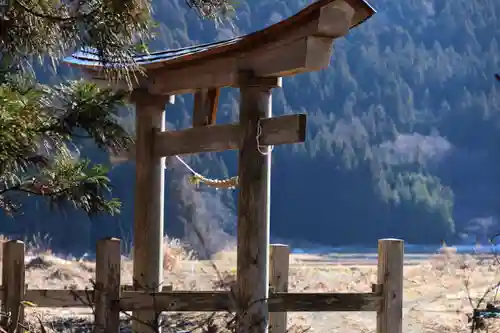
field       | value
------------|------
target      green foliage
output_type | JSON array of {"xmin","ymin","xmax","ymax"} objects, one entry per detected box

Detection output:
[
  {"xmin": 0, "ymin": 75, "xmax": 127, "ymax": 216},
  {"xmin": 0, "ymin": 0, "xmax": 231, "ymax": 218}
]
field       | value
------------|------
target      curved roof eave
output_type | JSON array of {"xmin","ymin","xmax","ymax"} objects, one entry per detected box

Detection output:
[{"xmin": 64, "ymin": 0, "xmax": 375, "ymax": 71}]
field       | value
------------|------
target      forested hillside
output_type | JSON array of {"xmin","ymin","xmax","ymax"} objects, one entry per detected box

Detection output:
[{"xmin": 1, "ymin": 0, "xmax": 498, "ymax": 255}]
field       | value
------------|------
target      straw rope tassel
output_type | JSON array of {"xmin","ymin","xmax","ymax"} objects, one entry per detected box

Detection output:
[
  {"xmin": 172, "ymin": 155, "xmax": 239, "ymax": 190},
  {"xmin": 188, "ymin": 174, "xmax": 239, "ymax": 189}
]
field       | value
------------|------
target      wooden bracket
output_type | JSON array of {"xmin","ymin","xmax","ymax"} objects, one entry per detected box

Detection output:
[
  {"xmin": 238, "ymin": 71, "xmax": 282, "ymax": 88},
  {"xmin": 192, "ymin": 88, "xmax": 220, "ymax": 127}
]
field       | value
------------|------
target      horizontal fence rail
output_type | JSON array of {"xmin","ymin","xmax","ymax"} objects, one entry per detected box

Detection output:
[
  {"xmin": 0, "ymin": 238, "xmax": 404, "ymax": 333},
  {"xmin": 0, "ymin": 289, "xmax": 382, "ymax": 312}
]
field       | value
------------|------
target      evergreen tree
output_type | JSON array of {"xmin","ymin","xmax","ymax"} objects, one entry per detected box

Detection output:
[{"xmin": 0, "ymin": 0, "xmax": 230, "ymax": 216}]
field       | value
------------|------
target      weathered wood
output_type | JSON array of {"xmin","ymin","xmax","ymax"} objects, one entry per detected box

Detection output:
[
  {"xmin": 24, "ymin": 289, "xmax": 96, "ymax": 308},
  {"xmin": 147, "ymin": 36, "xmax": 334, "ymax": 95},
  {"xmin": 242, "ymin": 36, "xmax": 334, "ymax": 78},
  {"xmin": 130, "ymin": 89, "xmax": 173, "ymax": 333},
  {"xmin": 21, "ymin": 286, "xmax": 173, "ymax": 308},
  {"xmin": 317, "ymin": 1, "xmax": 356, "ymax": 37},
  {"xmin": 376, "ymin": 239, "xmax": 404, "ymax": 333},
  {"xmin": 192, "ymin": 88, "xmax": 220, "ymax": 127},
  {"xmin": 81, "ymin": 71, "xmax": 143, "ymax": 92},
  {"xmin": 94, "ymin": 238, "xmax": 121, "ymax": 333},
  {"xmin": 122, "ymin": 285, "xmax": 173, "ymax": 292},
  {"xmin": 67, "ymin": 0, "xmax": 374, "ymax": 96},
  {"xmin": 154, "ymin": 0, "xmax": 361, "ymax": 71},
  {"xmin": 154, "ymin": 114, "xmax": 306, "ymax": 157},
  {"xmin": 119, "ymin": 291, "xmax": 381, "ymax": 312},
  {"xmin": 269, "ymin": 245, "xmax": 290, "ymax": 333},
  {"xmin": 16, "ymin": 289, "xmax": 380, "ymax": 311},
  {"xmin": 141, "ymin": 0, "xmax": 362, "ymax": 95},
  {"xmin": 268, "ymin": 292, "xmax": 380, "ymax": 312},
  {"xmin": 1, "ymin": 240, "xmax": 25, "ymax": 333},
  {"xmin": 237, "ymin": 76, "xmax": 282, "ymax": 88},
  {"xmin": 112, "ymin": 112, "xmax": 305, "ymax": 160},
  {"xmin": 236, "ymin": 74, "xmax": 273, "ymax": 333},
  {"xmin": 258, "ymin": 114, "xmax": 307, "ymax": 146}
]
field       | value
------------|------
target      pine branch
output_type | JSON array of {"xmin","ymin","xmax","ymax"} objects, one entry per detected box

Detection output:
[
  {"xmin": 0, "ymin": 156, "xmax": 121, "ymax": 216},
  {"xmin": 0, "ymin": 0, "xmax": 233, "ymax": 219},
  {"xmin": 12, "ymin": 0, "xmax": 97, "ymax": 22},
  {"xmin": 0, "ymin": 77, "xmax": 127, "ymax": 217}
]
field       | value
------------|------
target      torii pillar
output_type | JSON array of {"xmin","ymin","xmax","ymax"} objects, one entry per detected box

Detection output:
[
  {"xmin": 130, "ymin": 89, "xmax": 174, "ymax": 332},
  {"xmin": 236, "ymin": 73, "xmax": 280, "ymax": 332}
]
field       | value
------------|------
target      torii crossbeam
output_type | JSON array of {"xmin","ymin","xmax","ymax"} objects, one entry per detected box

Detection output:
[{"xmin": 64, "ymin": 0, "xmax": 374, "ymax": 332}]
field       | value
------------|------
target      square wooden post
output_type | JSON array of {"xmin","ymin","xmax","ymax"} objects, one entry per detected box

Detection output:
[
  {"xmin": 376, "ymin": 238, "xmax": 404, "ymax": 333},
  {"xmin": 131, "ymin": 89, "xmax": 174, "ymax": 333},
  {"xmin": 236, "ymin": 73, "xmax": 281, "ymax": 333},
  {"xmin": 269, "ymin": 244, "xmax": 290, "ymax": 333},
  {"xmin": 1, "ymin": 240, "xmax": 25, "ymax": 333},
  {"xmin": 94, "ymin": 238, "xmax": 121, "ymax": 333}
]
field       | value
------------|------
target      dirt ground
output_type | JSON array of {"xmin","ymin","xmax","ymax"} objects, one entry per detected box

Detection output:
[{"xmin": 6, "ymin": 242, "xmax": 500, "ymax": 333}]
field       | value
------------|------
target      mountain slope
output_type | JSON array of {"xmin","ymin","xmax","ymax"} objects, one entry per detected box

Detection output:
[{"xmin": 1, "ymin": 0, "xmax": 499, "ymax": 254}]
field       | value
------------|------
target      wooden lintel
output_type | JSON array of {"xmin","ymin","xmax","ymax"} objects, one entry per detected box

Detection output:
[
  {"xmin": 154, "ymin": 114, "xmax": 307, "ymax": 157},
  {"xmin": 18, "ymin": 289, "xmax": 381, "ymax": 312},
  {"xmin": 248, "ymin": 36, "xmax": 334, "ymax": 77},
  {"xmin": 192, "ymin": 88, "xmax": 219, "ymax": 127},
  {"xmin": 147, "ymin": 36, "xmax": 335, "ymax": 95}
]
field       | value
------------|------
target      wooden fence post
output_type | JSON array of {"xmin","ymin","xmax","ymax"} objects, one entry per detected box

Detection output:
[
  {"xmin": 94, "ymin": 238, "xmax": 121, "ymax": 333},
  {"xmin": 376, "ymin": 238, "xmax": 404, "ymax": 333},
  {"xmin": 269, "ymin": 244, "xmax": 290, "ymax": 333},
  {"xmin": 1, "ymin": 240, "xmax": 25, "ymax": 333}
]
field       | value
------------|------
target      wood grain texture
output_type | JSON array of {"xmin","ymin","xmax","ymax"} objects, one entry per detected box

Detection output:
[
  {"xmin": 269, "ymin": 245, "xmax": 290, "ymax": 333},
  {"xmin": 193, "ymin": 88, "xmax": 220, "ymax": 127},
  {"xmin": 130, "ymin": 89, "xmax": 172, "ymax": 333},
  {"xmin": 75, "ymin": 0, "xmax": 371, "ymax": 71},
  {"xmin": 142, "ymin": 1, "xmax": 357, "ymax": 94},
  {"xmin": 12, "ymin": 289, "xmax": 381, "ymax": 312},
  {"xmin": 1, "ymin": 241, "xmax": 25, "ymax": 333},
  {"xmin": 241, "ymin": 36, "xmax": 334, "ymax": 78},
  {"xmin": 376, "ymin": 239, "xmax": 404, "ymax": 333},
  {"xmin": 19, "ymin": 286, "xmax": 173, "ymax": 308},
  {"xmin": 154, "ymin": 114, "xmax": 307, "ymax": 157},
  {"xmin": 94, "ymin": 238, "xmax": 121, "ymax": 333},
  {"xmin": 148, "ymin": 0, "xmax": 368, "ymax": 69},
  {"xmin": 259, "ymin": 113, "xmax": 307, "ymax": 146},
  {"xmin": 147, "ymin": 36, "xmax": 334, "ymax": 95},
  {"xmin": 236, "ymin": 78, "xmax": 273, "ymax": 333},
  {"xmin": 317, "ymin": 1, "xmax": 356, "ymax": 37},
  {"xmin": 118, "ymin": 291, "xmax": 382, "ymax": 312},
  {"xmin": 72, "ymin": 0, "xmax": 374, "ymax": 93}
]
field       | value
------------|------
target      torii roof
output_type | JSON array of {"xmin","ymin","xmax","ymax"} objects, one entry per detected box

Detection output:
[{"xmin": 64, "ymin": 0, "xmax": 375, "ymax": 94}]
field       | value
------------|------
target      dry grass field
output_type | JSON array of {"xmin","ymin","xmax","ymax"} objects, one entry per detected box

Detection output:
[{"xmin": 2, "ymin": 236, "xmax": 500, "ymax": 333}]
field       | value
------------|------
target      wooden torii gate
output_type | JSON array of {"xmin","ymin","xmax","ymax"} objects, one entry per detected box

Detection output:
[{"xmin": 64, "ymin": 0, "xmax": 374, "ymax": 331}]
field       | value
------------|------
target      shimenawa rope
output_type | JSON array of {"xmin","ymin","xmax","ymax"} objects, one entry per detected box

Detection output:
[{"xmin": 169, "ymin": 121, "xmax": 271, "ymax": 190}]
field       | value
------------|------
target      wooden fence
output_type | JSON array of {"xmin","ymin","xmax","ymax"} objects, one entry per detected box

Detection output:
[{"xmin": 0, "ymin": 238, "xmax": 403, "ymax": 333}]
